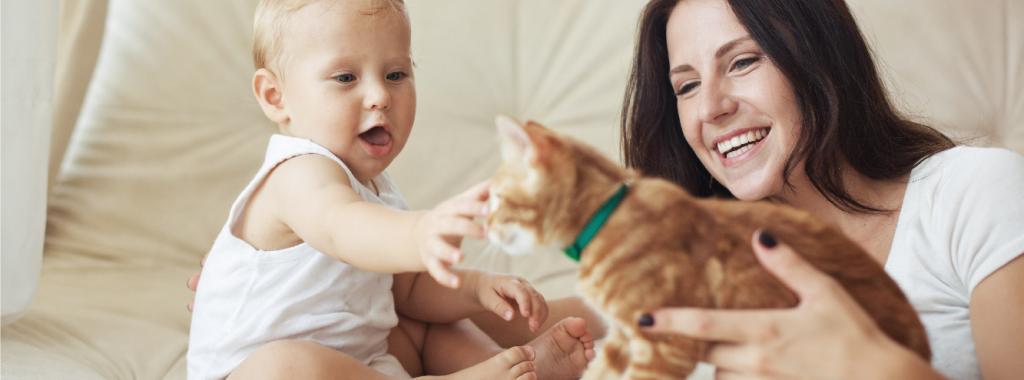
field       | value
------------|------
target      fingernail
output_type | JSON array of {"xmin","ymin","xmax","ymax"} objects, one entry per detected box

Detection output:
[
  {"xmin": 758, "ymin": 230, "xmax": 778, "ymax": 249},
  {"xmin": 505, "ymin": 310, "xmax": 514, "ymax": 320},
  {"xmin": 637, "ymin": 313, "xmax": 654, "ymax": 327},
  {"xmin": 450, "ymin": 278, "xmax": 459, "ymax": 287}
]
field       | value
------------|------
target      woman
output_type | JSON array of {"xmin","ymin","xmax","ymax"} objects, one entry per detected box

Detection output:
[{"xmin": 622, "ymin": 0, "xmax": 1024, "ymax": 379}]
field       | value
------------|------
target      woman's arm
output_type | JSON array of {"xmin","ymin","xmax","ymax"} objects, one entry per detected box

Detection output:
[
  {"xmin": 639, "ymin": 230, "xmax": 945, "ymax": 380},
  {"xmin": 970, "ymin": 254, "xmax": 1024, "ymax": 380}
]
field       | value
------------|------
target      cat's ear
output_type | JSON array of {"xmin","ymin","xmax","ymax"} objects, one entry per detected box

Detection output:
[{"xmin": 496, "ymin": 115, "xmax": 536, "ymax": 163}]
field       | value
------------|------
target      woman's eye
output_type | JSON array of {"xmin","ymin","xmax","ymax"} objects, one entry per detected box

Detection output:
[
  {"xmin": 730, "ymin": 56, "xmax": 761, "ymax": 72},
  {"xmin": 334, "ymin": 73, "xmax": 356, "ymax": 83},
  {"xmin": 676, "ymin": 81, "xmax": 699, "ymax": 96},
  {"xmin": 386, "ymin": 71, "xmax": 407, "ymax": 81}
]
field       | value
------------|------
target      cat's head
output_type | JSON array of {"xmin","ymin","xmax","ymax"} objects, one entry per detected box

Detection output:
[{"xmin": 485, "ymin": 116, "xmax": 627, "ymax": 255}]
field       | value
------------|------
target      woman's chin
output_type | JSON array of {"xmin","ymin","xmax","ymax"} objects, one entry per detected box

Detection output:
[{"xmin": 721, "ymin": 177, "xmax": 781, "ymax": 201}]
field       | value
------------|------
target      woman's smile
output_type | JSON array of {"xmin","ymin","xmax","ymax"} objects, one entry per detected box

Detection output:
[{"xmin": 712, "ymin": 126, "xmax": 771, "ymax": 167}]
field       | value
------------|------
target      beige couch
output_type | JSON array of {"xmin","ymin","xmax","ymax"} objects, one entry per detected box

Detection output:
[{"xmin": 3, "ymin": 0, "xmax": 1022, "ymax": 379}]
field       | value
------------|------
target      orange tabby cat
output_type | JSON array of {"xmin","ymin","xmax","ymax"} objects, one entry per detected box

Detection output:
[{"xmin": 485, "ymin": 116, "xmax": 930, "ymax": 379}]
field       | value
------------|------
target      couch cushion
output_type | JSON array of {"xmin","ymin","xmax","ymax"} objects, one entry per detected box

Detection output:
[{"xmin": 849, "ymin": 0, "xmax": 1022, "ymax": 152}]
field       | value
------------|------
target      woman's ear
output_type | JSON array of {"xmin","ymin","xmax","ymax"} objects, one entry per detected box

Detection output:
[{"xmin": 253, "ymin": 68, "xmax": 289, "ymax": 124}]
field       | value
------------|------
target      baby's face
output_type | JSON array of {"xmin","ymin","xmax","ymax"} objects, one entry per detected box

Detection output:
[{"xmin": 277, "ymin": 1, "xmax": 415, "ymax": 183}]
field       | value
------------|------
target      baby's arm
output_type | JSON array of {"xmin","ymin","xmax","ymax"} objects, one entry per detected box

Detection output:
[
  {"xmin": 393, "ymin": 270, "xmax": 549, "ymax": 332},
  {"xmin": 268, "ymin": 155, "xmax": 486, "ymax": 284}
]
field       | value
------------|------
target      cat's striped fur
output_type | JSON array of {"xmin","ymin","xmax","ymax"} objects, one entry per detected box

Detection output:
[{"xmin": 486, "ymin": 117, "xmax": 929, "ymax": 379}]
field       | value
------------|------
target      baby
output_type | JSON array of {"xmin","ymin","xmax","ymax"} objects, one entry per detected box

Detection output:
[{"xmin": 186, "ymin": 1, "xmax": 594, "ymax": 379}]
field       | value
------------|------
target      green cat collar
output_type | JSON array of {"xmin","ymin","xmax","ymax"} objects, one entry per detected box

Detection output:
[{"xmin": 563, "ymin": 183, "xmax": 630, "ymax": 262}]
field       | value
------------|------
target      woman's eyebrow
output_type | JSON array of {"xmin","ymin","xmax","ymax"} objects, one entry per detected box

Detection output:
[{"xmin": 669, "ymin": 35, "xmax": 754, "ymax": 75}]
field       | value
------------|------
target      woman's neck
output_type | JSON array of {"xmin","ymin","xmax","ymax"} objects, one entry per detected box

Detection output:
[{"xmin": 770, "ymin": 164, "xmax": 909, "ymax": 264}]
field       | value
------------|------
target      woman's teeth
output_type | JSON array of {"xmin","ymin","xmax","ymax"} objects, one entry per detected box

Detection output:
[{"xmin": 717, "ymin": 128, "xmax": 769, "ymax": 158}]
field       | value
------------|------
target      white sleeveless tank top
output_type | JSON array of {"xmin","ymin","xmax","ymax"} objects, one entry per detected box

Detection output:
[{"xmin": 187, "ymin": 134, "xmax": 408, "ymax": 379}]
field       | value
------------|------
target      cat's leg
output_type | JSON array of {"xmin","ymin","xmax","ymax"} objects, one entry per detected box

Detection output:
[
  {"xmin": 621, "ymin": 334, "xmax": 700, "ymax": 380},
  {"xmin": 581, "ymin": 327, "xmax": 629, "ymax": 380}
]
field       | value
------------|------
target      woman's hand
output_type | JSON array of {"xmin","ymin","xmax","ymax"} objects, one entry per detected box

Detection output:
[
  {"xmin": 186, "ymin": 254, "xmax": 205, "ymax": 312},
  {"xmin": 638, "ymin": 230, "xmax": 942, "ymax": 380}
]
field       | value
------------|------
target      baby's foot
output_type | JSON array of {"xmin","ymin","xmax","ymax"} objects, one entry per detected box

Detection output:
[
  {"xmin": 430, "ymin": 346, "xmax": 536, "ymax": 380},
  {"xmin": 528, "ymin": 317, "xmax": 596, "ymax": 380}
]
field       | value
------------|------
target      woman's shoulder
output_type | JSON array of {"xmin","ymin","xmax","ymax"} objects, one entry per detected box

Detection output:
[
  {"xmin": 904, "ymin": 145, "xmax": 1024, "ymax": 234},
  {"xmin": 911, "ymin": 145, "xmax": 1024, "ymax": 187},
  {"xmin": 899, "ymin": 146, "xmax": 1024, "ymax": 295}
]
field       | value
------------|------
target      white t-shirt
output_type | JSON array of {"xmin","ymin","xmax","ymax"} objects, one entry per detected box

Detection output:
[{"xmin": 886, "ymin": 146, "xmax": 1024, "ymax": 380}]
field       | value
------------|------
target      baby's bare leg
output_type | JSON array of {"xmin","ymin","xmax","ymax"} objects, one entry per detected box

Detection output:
[
  {"xmin": 421, "ymin": 319, "xmax": 503, "ymax": 374},
  {"xmin": 389, "ymin": 315, "xmax": 429, "ymax": 376},
  {"xmin": 389, "ymin": 316, "xmax": 536, "ymax": 379},
  {"xmin": 471, "ymin": 296, "xmax": 607, "ymax": 346},
  {"xmin": 229, "ymin": 339, "xmax": 393, "ymax": 380},
  {"xmin": 389, "ymin": 316, "xmax": 518, "ymax": 376}
]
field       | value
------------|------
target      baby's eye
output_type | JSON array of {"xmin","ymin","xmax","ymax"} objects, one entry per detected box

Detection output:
[
  {"xmin": 730, "ymin": 56, "xmax": 761, "ymax": 73},
  {"xmin": 676, "ymin": 81, "xmax": 700, "ymax": 96},
  {"xmin": 386, "ymin": 71, "xmax": 407, "ymax": 81},
  {"xmin": 334, "ymin": 73, "xmax": 356, "ymax": 83}
]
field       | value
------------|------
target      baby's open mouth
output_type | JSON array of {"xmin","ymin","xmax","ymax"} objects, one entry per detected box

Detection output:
[{"xmin": 359, "ymin": 126, "xmax": 392, "ymax": 146}]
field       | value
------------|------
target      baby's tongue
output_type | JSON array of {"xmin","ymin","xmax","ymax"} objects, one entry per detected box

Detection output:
[{"xmin": 359, "ymin": 127, "xmax": 392, "ymax": 146}]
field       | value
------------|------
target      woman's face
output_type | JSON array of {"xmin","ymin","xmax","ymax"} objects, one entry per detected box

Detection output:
[{"xmin": 666, "ymin": 0, "xmax": 801, "ymax": 200}]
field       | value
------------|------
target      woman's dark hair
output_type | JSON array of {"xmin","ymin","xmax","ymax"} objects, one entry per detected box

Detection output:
[{"xmin": 621, "ymin": 0, "xmax": 955, "ymax": 213}]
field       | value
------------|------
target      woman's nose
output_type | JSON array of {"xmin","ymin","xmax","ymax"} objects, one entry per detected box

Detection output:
[{"xmin": 698, "ymin": 80, "xmax": 738, "ymax": 124}]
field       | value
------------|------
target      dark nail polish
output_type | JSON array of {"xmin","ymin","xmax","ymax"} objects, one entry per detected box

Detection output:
[
  {"xmin": 638, "ymin": 313, "xmax": 655, "ymax": 327},
  {"xmin": 758, "ymin": 230, "xmax": 778, "ymax": 248}
]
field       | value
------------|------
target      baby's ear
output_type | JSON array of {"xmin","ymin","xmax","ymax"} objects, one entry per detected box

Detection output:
[
  {"xmin": 496, "ymin": 115, "xmax": 536, "ymax": 164},
  {"xmin": 253, "ymin": 68, "xmax": 289, "ymax": 124}
]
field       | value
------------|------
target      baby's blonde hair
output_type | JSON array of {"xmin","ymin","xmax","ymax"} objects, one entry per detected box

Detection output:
[{"xmin": 252, "ymin": 0, "xmax": 407, "ymax": 71}]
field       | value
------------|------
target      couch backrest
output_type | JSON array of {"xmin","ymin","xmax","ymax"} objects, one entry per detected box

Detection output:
[{"xmin": 47, "ymin": 0, "xmax": 1022, "ymax": 266}]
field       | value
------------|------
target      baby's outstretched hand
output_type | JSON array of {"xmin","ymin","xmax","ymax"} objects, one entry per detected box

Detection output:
[
  {"xmin": 476, "ymin": 273, "xmax": 549, "ymax": 332},
  {"xmin": 414, "ymin": 180, "xmax": 490, "ymax": 289}
]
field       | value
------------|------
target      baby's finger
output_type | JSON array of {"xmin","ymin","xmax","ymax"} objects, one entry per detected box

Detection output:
[
  {"xmin": 425, "ymin": 257, "xmax": 460, "ymax": 288},
  {"xmin": 531, "ymin": 289, "xmax": 549, "ymax": 331},
  {"xmin": 459, "ymin": 180, "xmax": 491, "ymax": 201},
  {"xmin": 437, "ymin": 216, "xmax": 486, "ymax": 240},
  {"xmin": 507, "ymin": 280, "xmax": 533, "ymax": 319},
  {"xmin": 483, "ymin": 292, "xmax": 517, "ymax": 321},
  {"xmin": 430, "ymin": 238, "xmax": 463, "ymax": 264},
  {"xmin": 443, "ymin": 198, "xmax": 489, "ymax": 218}
]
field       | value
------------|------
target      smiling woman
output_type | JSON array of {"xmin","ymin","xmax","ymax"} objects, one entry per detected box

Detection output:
[{"xmin": 622, "ymin": 0, "xmax": 1024, "ymax": 379}]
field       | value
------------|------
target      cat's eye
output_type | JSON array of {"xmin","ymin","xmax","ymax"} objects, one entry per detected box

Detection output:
[{"xmin": 333, "ymin": 73, "xmax": 356, "ymax": 83}]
